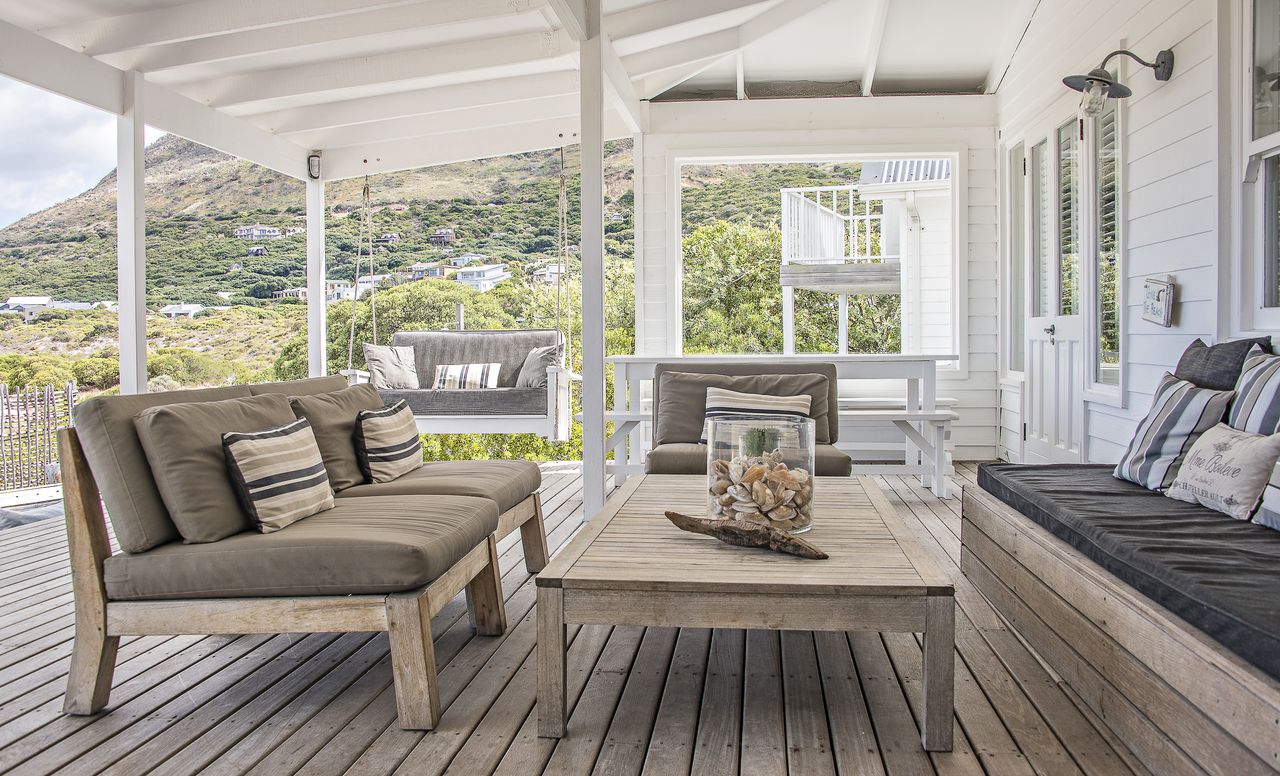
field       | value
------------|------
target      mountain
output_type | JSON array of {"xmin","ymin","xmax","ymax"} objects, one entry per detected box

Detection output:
[{"xmin": 0, "ymin": 134, "xmax": 637, "ymax": 304}]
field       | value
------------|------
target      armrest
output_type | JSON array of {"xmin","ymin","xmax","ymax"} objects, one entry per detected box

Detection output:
[
  {"xmin": 339, "ymin": 368, "xmax": 371, "ymax": 386},
  {"xmin": 547, "ymin": 366, "xmax": 582, "ymax": 381}
]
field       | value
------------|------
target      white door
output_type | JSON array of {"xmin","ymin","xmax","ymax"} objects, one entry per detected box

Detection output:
[{"xmin": 1023, "ymin": 122, "xmax": 1085, "ymax": 464}]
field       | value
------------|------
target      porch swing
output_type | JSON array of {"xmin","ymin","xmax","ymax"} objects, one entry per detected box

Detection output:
[{"xmin": 341, "ymin": 154, "xmax": 576, "ymax": 441}]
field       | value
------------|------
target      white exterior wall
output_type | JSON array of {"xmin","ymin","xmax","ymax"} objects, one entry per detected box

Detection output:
[
  {"xmin": 635, "ymin": 96, "xmax": 1000, "ymax": 460},
  {"xmin": 995, "ymin": 0, "xmax": 1226, "ymax": 463}
]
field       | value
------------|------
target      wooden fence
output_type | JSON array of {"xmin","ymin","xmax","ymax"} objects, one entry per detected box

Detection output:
[{"xmin": 0, "ymin": 382, "xmax": 76, "ymax": 491}]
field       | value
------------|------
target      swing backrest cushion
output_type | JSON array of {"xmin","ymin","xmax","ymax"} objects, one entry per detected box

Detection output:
[{"xmin": 391, "ymin": 330, "xmax": 564, "ymax": 389}]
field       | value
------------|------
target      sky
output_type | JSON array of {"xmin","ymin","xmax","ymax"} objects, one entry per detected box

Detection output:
[{"xmin": 0, "ymin": 76, "xmax": 163, "ymax": 229}]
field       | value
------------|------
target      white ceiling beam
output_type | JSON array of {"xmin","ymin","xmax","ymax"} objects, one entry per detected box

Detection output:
[
  {"xmin": 860, "ymin": 0, "xmax": 888, "ymax": 96},
  {"xmin": 185, "ymin": 29, "xmax": 576, "ymax": 109},
  {"xmin": 42, "ymin": 0, "xmax": 420, "ymax": 57},
  {"xmin": 600, "ymin": 36, "xmax": 644, "ymax": 133},
  {"xmin": 285, "ymin": 93, "xmax": 580, "ymax": 149},
  {"xmin": 607, "ymin": 0, "xmax": 768, "ymax": 40},
  {"xmin": 984, "ymin": 0, "xmax": 1039, "ymax": 93},
  {"xmin": 622, "ymin": 29, "xmax": 738, "ymax": 78},
  {"xmin": 0, "ymin": 17, "xmax": 123, "ymax": 114},
  {"xmin": 107, "ymin": 0, "xmax": 544, "ymax": 73},
  {"xmin": 736, "ymin": 51, "xmax": 746, "ymax": 99},
  {"xmin": 736, "ymin": 0, "xmax": 829, "ymax": 44},
  {"xmin": 324, "ymin": 113, "xmax": 631, "ymax": 180},
  {"xmin": 242, "ymin": 71, "xmax": 581, "ymax": 133},
  {"xmin": 638, "ymin": 54, "xmax": 734, "ymax": 99},
  {"xmin": 546, "ymin": 0, "xmax": 590, "ymax": 40}
]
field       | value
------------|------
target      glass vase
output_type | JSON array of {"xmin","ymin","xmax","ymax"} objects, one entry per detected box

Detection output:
[{"xmin": 706, "ymin": 415, "xmax": 816, "ymax": 533}]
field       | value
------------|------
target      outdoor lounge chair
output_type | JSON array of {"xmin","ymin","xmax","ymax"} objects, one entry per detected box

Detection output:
[
  {"xmin": 644, "ymin": 362, "xmax": 854, "ymax": 476},
  {"xmin": 61, "ymin": 376, "xmax": 547, "ymax": 731}
]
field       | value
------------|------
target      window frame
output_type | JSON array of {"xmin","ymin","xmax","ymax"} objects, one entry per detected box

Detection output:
[
  {"xmin": 1241, "ymin": 0, "xmax": 1280, "ymax": 332},
  {"xmin": 1082, "ymin": 101, "xmax": 1126, "ymax": 406},
  {"xmin": 1002, "ymin": 142, "xmax": 1027, "ymax": 378}
]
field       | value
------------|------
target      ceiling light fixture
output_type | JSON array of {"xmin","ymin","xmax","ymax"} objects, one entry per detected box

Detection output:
[{"xmin": 1063, "ymin": 49, "xmax": 1174, "ymax": 117}]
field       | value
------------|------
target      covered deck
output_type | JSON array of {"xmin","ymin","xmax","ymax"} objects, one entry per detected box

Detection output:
[{"xmin": 0, "ymin": 465, "xmax": 1142, "ymax": 775}]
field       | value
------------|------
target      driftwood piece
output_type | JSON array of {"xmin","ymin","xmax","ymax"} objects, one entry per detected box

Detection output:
[{"xmin": 664, "ymin": 511, "xmax": 829, "ymax": 560}]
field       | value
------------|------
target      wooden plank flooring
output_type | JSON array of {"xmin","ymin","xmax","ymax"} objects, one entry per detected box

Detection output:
[{"xmin": 0, "ymin": 462, "xmax": 1143, "ymax": 775}]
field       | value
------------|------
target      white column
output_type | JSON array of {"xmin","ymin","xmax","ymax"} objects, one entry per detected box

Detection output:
[
  {"xmin": 305, "ymin": 177, "xmax": 327, "ymax": 377},
  {"xmin": 838, "ymin": 293, "xmax": 848, "ymax": 354},
  {"xmin": 117, "ymin": 71, "xmax": 147, "ymax": 394},
  {"xmin": 580, "ymin": 0, "xmax": 607, "ymax": 517},
  {"xmin": 783, "ymin": 287, "xmax": 795, "ymax": 353}
]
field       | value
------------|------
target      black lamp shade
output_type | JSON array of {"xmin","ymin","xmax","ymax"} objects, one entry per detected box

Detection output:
[{"xmin": 1062, "ymin": 68, "xmax": 1132, "ymax": 98}]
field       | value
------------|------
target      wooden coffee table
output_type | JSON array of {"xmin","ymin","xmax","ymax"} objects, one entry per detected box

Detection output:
[{"xmin": 536, "ymin": 474, "xmax": 955, "ymax": 751}]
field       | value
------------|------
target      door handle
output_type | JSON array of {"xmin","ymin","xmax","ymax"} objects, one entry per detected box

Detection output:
[{"xmin": 1043, "ymin": 325, "xmax": 1056, "ymax": 335}]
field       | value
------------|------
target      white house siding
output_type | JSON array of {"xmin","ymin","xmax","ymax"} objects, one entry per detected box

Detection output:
[
  {"xmin": 635, "ymin": 97, "xmax": 1000, "ymax": 461},
  {"xmin": 995, "ymin": 0, "xmax": 1224, "ymax": 463}
]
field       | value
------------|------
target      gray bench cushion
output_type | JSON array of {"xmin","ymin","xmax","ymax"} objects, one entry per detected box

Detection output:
[
  {"xmin": 103, "ymin": 495, "xmax": 498, "ymax": 600},
  {"xmin": 337, "ymin": 460, "xmax": 541, "ymax": 513},
  {"xmin": 378, "ymin": 387, "xmax": 546, "ymax": 416},
  {"xmin": 74, "ymin": 385, "xmax": 253, "ymax": 553},
  {"xmin": 290, "ymin": 384, "xmax": 385, "ymax": 491},
  {"xmin": 645, "ymin": 442, "xmax": 852, "ymax": 477},
  {"xmin": 652, "ymin": 365, "xmax": 838, "ymax": 445},
  {"xmin": 392, "ymin": 330, "xmax": 562, "ymax": 389}
]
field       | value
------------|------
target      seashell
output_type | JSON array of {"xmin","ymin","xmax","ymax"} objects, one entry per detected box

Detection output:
[
  {"xmin": 793, "ymin": 488, "xmax": 810, "ymax": 508},
  {"xmin": 750, "ymin": 481, "xmax": 770, "ymax": 509},
  {"xmin": 710, "ymin": 459, "xmax": 729, "ymax": 477},
  {"xmin": 768, "ymin": 505, "xmax": 796, "ymax": 521},
  {"xmin": 710, "ymin": 478, "xmax": 731, "ymax": 495},
  {"xmin": 791, "ymin": 468, "xmax": 810, "ymax": 485},
  {"xmin": 729, "ymin": 461, "xmax": 746, "ymax": 484},
  {"xmin": 766, "ymin": 468, "xmax": 805, "ymax": 491},
  {"xmin": 741, "ymin": 511, "xmax": 768, "ymax": 524},
  {"xmin": 780, "ymin": 489, "xmax": 796, "ymax": 505},
  {"xmin": 741, "ymin": 464, "xmax": 767, "ymax": 485},
  {"xmin": 729, "ymin": 484, "xmax": 752, "ymax": 502},
  {"xmin": 718, "ymin": 492, "xmax": 736, "ymax": 506},
  {"xmin": 731, "ymin": 499, "xmax": 760, "ymax": 511}
]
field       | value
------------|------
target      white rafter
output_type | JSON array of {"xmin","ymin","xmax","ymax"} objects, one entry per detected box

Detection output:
[
  {"xmin": 105, "ymin": 0, "xmax": 545, "ymax": 73},
  {"xmin": 242, "ymin": 71, "xmax": 581, "ymax": 133},
  {"xmin": 545, "ymin": 0, "xmax": 589, "ymax": 41},
  {"xmin": 622, "ymin": 28, "xmax": 738, "ymax": 78},
  {"xmin": 181, "ymin": 29, "xmax": 576, "ymax": 109},
  {"xmin": 860, "ymin": 0, "xmax": 889, "ymax": 96},
  {"xmin": 41, "ymin": 0, "xmax": 420, "ymax": 56},
  {"xmin": 607, "ymin": 0, "xmax": 768, "ymax": 41},
  {"xmin": 600, "ymin": 35, "xmax": 644, "ymax": 132},
  {"xmin": 984, "ymin": 0, "xmax": 1038, "ymax": 93}
]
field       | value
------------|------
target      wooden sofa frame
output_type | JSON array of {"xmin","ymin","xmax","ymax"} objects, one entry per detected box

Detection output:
[
  {"xmin": 59, "ymin": 428, "xmax": 547, "ymax": 731},
  {"xmin": 962, "ymin": 484, "xmax": 1280, "ymax": 775}
]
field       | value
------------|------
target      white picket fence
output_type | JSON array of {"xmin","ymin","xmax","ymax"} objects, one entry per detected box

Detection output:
[{"xmin": 0, "ymin": 382, "xmax": 76, "ymax": 491}]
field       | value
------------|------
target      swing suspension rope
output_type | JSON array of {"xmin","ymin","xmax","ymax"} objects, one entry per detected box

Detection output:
[{"xmin": 346, "ymin": 175, "xmax": 378, "ymax": 370}]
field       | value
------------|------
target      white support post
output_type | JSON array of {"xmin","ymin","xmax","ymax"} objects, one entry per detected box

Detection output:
[
  {"xmin": 305, "ymin": 176, "xmax": 327, "ymax": 377},
  {"xmin": 580, "ymin": 0, "xmax": 608, "ymax": 518},
  {"xmin": 117, "ymin": 71, "xmax": 147, "ymax": 395},
  {"xmin": 838, "ymin": 294, "xmax": 848, "ymax": 354}
]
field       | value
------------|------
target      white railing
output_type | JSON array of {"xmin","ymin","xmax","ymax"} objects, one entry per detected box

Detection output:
[{"xmin": 780, "ymin": 185, "xmax": 890, "ymax": 265}]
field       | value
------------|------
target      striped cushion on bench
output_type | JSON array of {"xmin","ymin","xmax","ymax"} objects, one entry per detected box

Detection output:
[
  {"xmin": 355, "ymin": 400, "xmax": 423, "ymax": 483},
  {"xmin": 223, "ymin": 418, "xmax": 334, "ymax": 533}
]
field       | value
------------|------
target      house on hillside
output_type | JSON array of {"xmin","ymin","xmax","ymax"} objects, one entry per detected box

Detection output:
[
  {"xmin": 454, "ymin": 264, "xmax": 511, "ymax": 292},
  {"xmin": 531, "ymin": 263, "xmax": 565, "ymax": 285},
  {"xmin": 377, "ymin": 233, "xmax": 401, "ymax": 243},
  {"xmin": 450, "ymin": 252, "xmax": 487, "ymax": 267},
  {"xmin": 428, "ymin": 228, "xmax": 456, "ymax": 245},
  {"xmin": 158, "ymin": 303, "xmax": 205, "ymax": 319},
  {"xmin": 355, "ymin": 274, "xmax": 398, "ymax": 298},
  {"xmin": 234, "ymin": 224, "xmax": 282, "ymax": 240},
  {"xmin": 407, "ymin": 261, "xmax": 447, "ymax": 280},
  {"xmin": 246, "ymin": 246, "xmax": 267, "ymax": 256},
  {"xmin": 275, "ymin": 280, "xmax": 354, "ymax": 303},
  {"xmin": 285, "ymin": 226, "xmax": 305, "ymax": 236}
]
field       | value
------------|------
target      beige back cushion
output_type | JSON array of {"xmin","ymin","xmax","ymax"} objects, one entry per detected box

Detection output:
[
  {"xmin": 653, "ymin": 364, "xmax": 838, "ymax": 446},
  {"xmin": 74, "ymin": 385, "xmax": 252, "ymax": 553},
  {"xmin": 248, "ymin": 375, "xmax": 349, "ymax": 396},
  {"xmin": 290, "ymin": 384, "xmax": 385, "ymax": 491},
  {"xmin": 135, "ymin": 393, "xmax": 298, "ymax": 544}
]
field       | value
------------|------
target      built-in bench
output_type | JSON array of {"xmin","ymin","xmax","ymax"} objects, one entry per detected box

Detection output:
[{"xmin": 962, "ymin": 464, "xmax": 1280, "ymax": 775}]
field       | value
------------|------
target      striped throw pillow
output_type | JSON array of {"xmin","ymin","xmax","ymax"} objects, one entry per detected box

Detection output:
[
  {"xmin": 1114, "ymin": 372, "xmax": 1235, "ymax": 491},
  {"xmin": 355, "ymin": 400, "xmax": 423, "ymax": 482},
  {"xmin": 1227, "ymin": 346, "xmax": 1280, "ymax": 528},
  {"xmin": 433, "ymin": 362, "xmax": 501, "ymax": 390},
  {"xmin": 223, "ymin": 418, "xmax": 334, "ymax": 533},
  {"xmin": 700, "ymin": 388, "xmax": 812, "ymax": 445}
]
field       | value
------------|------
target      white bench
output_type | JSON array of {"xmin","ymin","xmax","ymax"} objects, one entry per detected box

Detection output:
[{"xmin": 839, "ymin": 405, "xmax": 957, "ymax": 498}]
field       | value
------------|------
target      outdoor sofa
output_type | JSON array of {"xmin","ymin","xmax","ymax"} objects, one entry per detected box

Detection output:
[
  {"xmin": 61, "ymin": 375, "xmax": 548, "ymax": 731},
  {"xmin": 643, "ymin": 361, "xmax": 854, "ymax": 476},
  {"xmin": 963, "ymin": 464, "xmax": 1280, "ymax": 775}
]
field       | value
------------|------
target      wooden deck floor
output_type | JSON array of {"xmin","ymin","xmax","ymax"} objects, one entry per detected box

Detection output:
[{"xmin": 0, "ymin": 463, "xmax": 1148, "ymax": 776}]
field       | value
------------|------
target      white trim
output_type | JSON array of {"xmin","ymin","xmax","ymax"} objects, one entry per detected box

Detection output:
[
  {"xmin": 306, "ymin": 178, "xmax": 327, "ymax": 378},
  {"xmin": 580, "ymin": 0, "xmax": 608, "ymax": 516},
  {"xmin": 1081, "ymin": 96, "xmax": 1126, "ymax": 408},
  {"xmin": 117, "ymin": 71, "xmax": 147, "ymax": 396},
  {"xmin": 860, "ymin": 0, "xmax": 889, "ymax": 96}
]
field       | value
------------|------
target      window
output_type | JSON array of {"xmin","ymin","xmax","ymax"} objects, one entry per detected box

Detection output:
[
  {"xmin": 1094, "ymin": 105, "xmax": 1121, "ymax": 386},
  {"xmin": 1247, "ymin": 0, "xmax": 1280, "ymax": 327},
  {"xmin": 1267, "ymin": 156, "xmax": 1280, "ymax": 308},
  {"xmin": 1254, "ymin": 0, "xmax": 1280, "ymax": 141},
  {"xmin": 1031, "ymin": 140, "xmax": 1051, "ymax": 317},
  {"xmin": 1008, "ymin": 144, "xmax": 1026, "ymax": 372},
  {"xmin": 1057, "ymin": 120, "xmax": 1080, "ymax": 317}
]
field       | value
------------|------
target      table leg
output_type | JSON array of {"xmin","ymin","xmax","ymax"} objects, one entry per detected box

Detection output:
[
  {"xmin": 922, "ymin": 595, "xmax": 955, "ymax": 751},
  {"xmin": 931, "ymin": 422, "xmax": 948, "ymax": 498},
  {"xmin": 906, "ymin": 377, "xmax": 920, "ymax": 476},
  {"xmin": 538, "ymin": 586, "xmax": 567, "ymax": 738}
]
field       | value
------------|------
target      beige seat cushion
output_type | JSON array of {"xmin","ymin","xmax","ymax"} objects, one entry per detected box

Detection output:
[
  {"xmin": 74, "ymin": 385, "xmax": 253, "ymax": 553},
  {"xmin": 103, "ymin": 494, "xmax": 499, "ymax": 600},
  {"xmin": 644, "ymin": 443, "xmax": 853, "ymax": 477},
  {"xmin": 337, "ymin": 460, "xmax": 541, "ymax": 514},
  {"xmin": 289, "ymin": 384, "xmax": 385, "ymax": 491},
  {"xmin": 134, "ymin": 394, "xmax": 298, "ymax": 543}
]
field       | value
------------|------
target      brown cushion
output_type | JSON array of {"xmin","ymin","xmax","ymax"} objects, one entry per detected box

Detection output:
[
  {"xmin": 73, "ymin": 385, "xmax": 252, "ymax": 553},
  {"xmin": 337, "ymin": 459, "xmax": 541, "ymax": 514},
  {"xmin": 248, "ymin": 375, "xmax": 349, "ymax": 396},
  {"xmin": 134, "ymin": 394, "xmax": 298, "ymax": 543},
  {"xmin": 654, "ymin": 369, "xmax": 835, "ymax": 446},
  {"xmin": 102, "ymin": 495, "xmax": 499, "ymax": 600},
  {"xmin": 644, "ymin": 442, "xmax": 852, "ymax": 477},
  {"xmin": 289, "ymin": 384, "xmax": 384, "ymax": 491}
]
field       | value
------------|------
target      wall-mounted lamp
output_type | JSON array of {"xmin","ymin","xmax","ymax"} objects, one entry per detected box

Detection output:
[
  {"xmin": 1063, "ymin": 49, "xmax": 1174, "ymax": 118},
  {"xmin": 307, "ymin": 152, "xmax": 322, "ymax": 180}
]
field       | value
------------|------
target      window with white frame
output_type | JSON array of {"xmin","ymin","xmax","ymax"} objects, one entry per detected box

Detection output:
[
  {"xmin": 1057, "ymin": 120, "xmax": 1081, "ymax": 318},
  {"xmin": 1007, "ymin": 143, "xmax": 1026, "ymax": 373},
  {"xmin": 1093, "ymin": 104, "xmax": 1121, "ymax": 387},
  {"xmin": 1246, "ymin": 0, "xmax": 1280, "ymax": 328}
]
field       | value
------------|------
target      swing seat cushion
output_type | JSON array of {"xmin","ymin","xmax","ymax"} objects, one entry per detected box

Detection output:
[{"xmin": 377, "ymin": 387, "xmax": 547, "ymax": 416}]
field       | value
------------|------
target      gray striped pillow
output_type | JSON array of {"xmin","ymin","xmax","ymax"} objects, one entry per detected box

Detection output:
[
  {"xmin": 223, "ymin": 418, "xmax": 334, "ymax": 533},
  {"xmin": 1114, "ymin": 372, "xmax": 1235, "ymax": 491},
  {"xmin": 433, "ymin": 362, "xmax": 501, "ymax": 389},
  {"xmin": 700, "ymin": 387, "xmax": 812, "ymax": 445},
  {"xmin": 1227, "ymin": 346, "xmax": 1280, "ymax": 528},
  {"xmin": 355, "ymin": 400, "xmax": 423, "ymax": 482}
]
